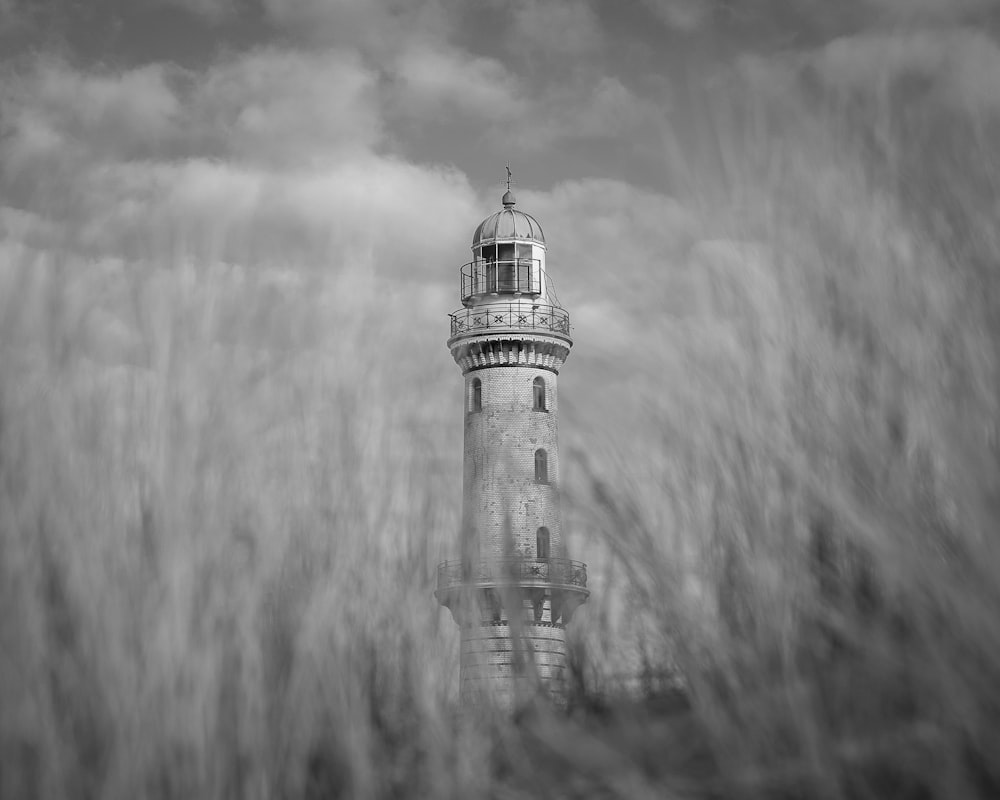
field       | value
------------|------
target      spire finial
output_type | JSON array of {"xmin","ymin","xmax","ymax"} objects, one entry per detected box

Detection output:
[{"xmin": 502, "ymin": 161, "xmax": 516, "ymax": 207}]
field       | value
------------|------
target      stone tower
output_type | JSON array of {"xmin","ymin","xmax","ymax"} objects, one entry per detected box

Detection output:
[{"xmin": 436, "ymin": 180, "xmax": 589, "ymax": 708}]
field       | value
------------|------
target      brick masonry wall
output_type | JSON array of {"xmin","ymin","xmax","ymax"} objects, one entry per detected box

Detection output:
[
  {"xmin": 459, "ymin": 603, "xmax": 569, "ymax": 708},
  {"xmin": 443, "ymin": 319, "xmax": 585, "ymax": 706},
  {"xmin": 461, "ymin": 365, "xmax": 564, "ymax": 562},
  {"xmin": 456, "ymin": 359, "xmax": 575, "ymax": 705}
]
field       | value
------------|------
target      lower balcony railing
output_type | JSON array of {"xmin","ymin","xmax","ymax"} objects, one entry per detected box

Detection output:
[
  {"xmin": 449, "ymin": 303, "xmax": 570, "ymax": 338},
  {"xmin": 437, "ymin": 557, "xmax": 587, "ymax": 592}
]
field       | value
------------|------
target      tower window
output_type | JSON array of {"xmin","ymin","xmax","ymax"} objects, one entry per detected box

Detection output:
[
  {"xmin": 516, "ymin": 243, "xmax": 535, "ymax": 293},
  {"xmin": 536, "ymin": 527, "xmax": 550, "ymax": 559},
  {"xmin": 498, "ymin": 262, "xmax": 516, "ymax": 292},
  {"xmin": 532, "ymin": 376, "xmax": 546, "ymax": 411},
  {"xmin": 497, "ymin": 243, "xmax": 516, "ymax": 291},
  {"xmin": 534, "ymin": 449, "xmax": 548, "ymax": 484},
  {"xmin": 470, "ymin": 378, "xmax": 482, "ymax": 413}
]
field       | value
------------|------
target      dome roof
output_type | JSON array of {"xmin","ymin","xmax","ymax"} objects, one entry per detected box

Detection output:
[{"xmin": 472, "ymin": 191, "xmax": 545, "ymax": 247}]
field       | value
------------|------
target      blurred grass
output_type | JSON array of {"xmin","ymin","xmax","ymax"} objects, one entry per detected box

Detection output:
[{"xmin": 2, "ymin": 59, "xmax": 1000, "ymax": 800}]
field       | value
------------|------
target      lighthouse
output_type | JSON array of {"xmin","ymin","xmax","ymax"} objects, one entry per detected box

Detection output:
[{"xmin": 436, "ymin": 175, "xmax": 589, "ymax": 708}]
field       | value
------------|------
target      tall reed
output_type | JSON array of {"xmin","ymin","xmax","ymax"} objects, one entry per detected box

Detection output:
[{"xmin": 1, "ymin": 56, "xmax": 998, "ymax": 799}]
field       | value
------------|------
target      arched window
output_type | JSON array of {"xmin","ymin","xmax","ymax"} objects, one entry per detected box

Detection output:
[
  {"xmin": 536, "ymin": 527, "xmax": 550, "ymax": 559},
  {"xmin": 534, "ymin": 448, "xmax": 548, "ymax": 484},
  {"xmin": 470, "ymin": 378, "xmax": 482, "ymax": 413},
  {"xmin": 532, "ymin": 376, "xmax": 546, "ymax": 411}
]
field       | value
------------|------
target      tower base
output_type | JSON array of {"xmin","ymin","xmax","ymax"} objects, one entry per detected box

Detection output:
[{"xmin": 459, "ymin": 602, "xmax": 568, "ymax": 709}]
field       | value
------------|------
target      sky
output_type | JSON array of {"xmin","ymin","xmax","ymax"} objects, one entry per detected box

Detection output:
[
  {"xmin": 2, "ymin": 0, "xmax": 1000, "ymax": 444},
  {"xmin": 2, "ymin": 1, "xmax": 999, "ymax": 259}
]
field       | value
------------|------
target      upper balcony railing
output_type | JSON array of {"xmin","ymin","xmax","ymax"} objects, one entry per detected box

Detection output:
[
  {"xmin": 461, "ymin": 259, "xmax": 541, "ymax": 301},
  {"xmin": 437, "ymin": 557, "xmax": 588, "ymax": 593},
  {"xmin": 449, "ymin": 303, "xmax": 570, "ymax": 338}
]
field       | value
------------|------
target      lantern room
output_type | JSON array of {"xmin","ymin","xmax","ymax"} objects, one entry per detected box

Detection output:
[{"xmin": 462, "ymin": 189, "xmax": 549, "ymax": 305}]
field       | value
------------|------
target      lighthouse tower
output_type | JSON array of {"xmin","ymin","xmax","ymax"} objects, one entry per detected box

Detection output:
[{"xmin": 436, "ymin": 178, "xmax": 589, "ymax": 708}]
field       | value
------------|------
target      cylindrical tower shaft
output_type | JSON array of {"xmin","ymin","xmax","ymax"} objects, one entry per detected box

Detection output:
[{"xmin": 462, "ymin": 364, "xmax": 563, "ymax": 562}]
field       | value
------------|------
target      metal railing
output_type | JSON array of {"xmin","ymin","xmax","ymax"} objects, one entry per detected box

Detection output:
[
  {"xmin": 437, "ymin": 557, "xmax": 588, "ymax": 592},
  {"xmin": 461, "ymin": 259, "xmax": 542, "ymax": 300},
  {"xmin": 449, "ymin": 303, "xmax": 570, "ymax": 338}
]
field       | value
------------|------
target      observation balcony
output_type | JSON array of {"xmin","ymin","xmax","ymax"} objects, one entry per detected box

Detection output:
[
  {"xmin": 449, "ymin": 303, "xmax": 570, "ymax": 339},
  {"xmin": 435, "ymin": 557, "xmax": 589, "ymax": 626},
  {"xmin": 436, "ymin": 557, "xmax": 588, "ymax": 593},
  {"xmin": 460, "ymin": 259, "xmax": 541, "ymax": 302}
]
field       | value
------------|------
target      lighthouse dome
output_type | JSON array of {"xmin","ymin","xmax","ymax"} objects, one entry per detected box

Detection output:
[{"xmin": 472, "ymin": 191, "xmax": 545, "ymax": 247}]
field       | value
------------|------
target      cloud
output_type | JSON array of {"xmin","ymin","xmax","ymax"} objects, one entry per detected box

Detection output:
[
  {"xmin": 189, "ymin": 48, "xmax": 383, "ymax": 166},
  {"xmin": 510, "ymin": 0, "xmax": 603, "ymax": 55},
  {"xmin": 387, "ymin": 45, "xmax": 527, "ymax": 122},
  {"xmin": 259, "ymin": 0, "xmax": 457, "ymax": 55},
  {"xmin": 637, "ymin": 0, "xmax": 711, "ymax": 31},
  {"xmin": 260, "ymin": 0, "xmax": 385, "ymax": 41},
  {"xmin": 0, "ymin": 59, "xmax": 181, "ymax": 173},
  {"xmin": 862, "ymin": 0, "xmax": 994, "ymax": 21},
  {"xmin": 150, "ymin": 0, "xmax": 236, "ymax": 20},
  {"xmin": 5, "ymin": 150, "xmax": 477, "ymax": 275},
  {"xmin": 0, "ymin": 0, "xmax": 23, "ymax": 26},
  {"xmin": 0, "ymin": 48, "xmax": 479, "ymax": 278},
  {"xmin": 816, "ymin": 28, "xmax": 1000, "ymax": 111},
  {"xmin": 511, "ymin": 178, "xmax": 702, "ymax": 445},
  {"xmin": 495, "ymin": 76, "xmax": 666, "ymax": 153},
  {"xmin": 520, "ymin": 178, "xmax": 697, "ymax": 326},
  {"xmin": 940, "ymin": 30, "xmax": 1000, "ymax": 110},
  {"xmin": 568, "ymin": 77, "xmax": 665, "ymax": 140},
  {"xmin": 236, "ymin": 4, "xmax": 528, "ymax": 132},
  {"xmin": 633, "ymin": 0, "xmax": 997, "ymax": 45},
  {"xmin": 0, "ymin": 48, "xmax": 385, "ymax": 172}
]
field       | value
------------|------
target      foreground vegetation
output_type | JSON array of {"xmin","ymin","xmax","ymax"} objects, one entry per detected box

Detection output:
[{"xmin": 1, "ymin": 61, "xmax": 998, "ymax": 799}]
